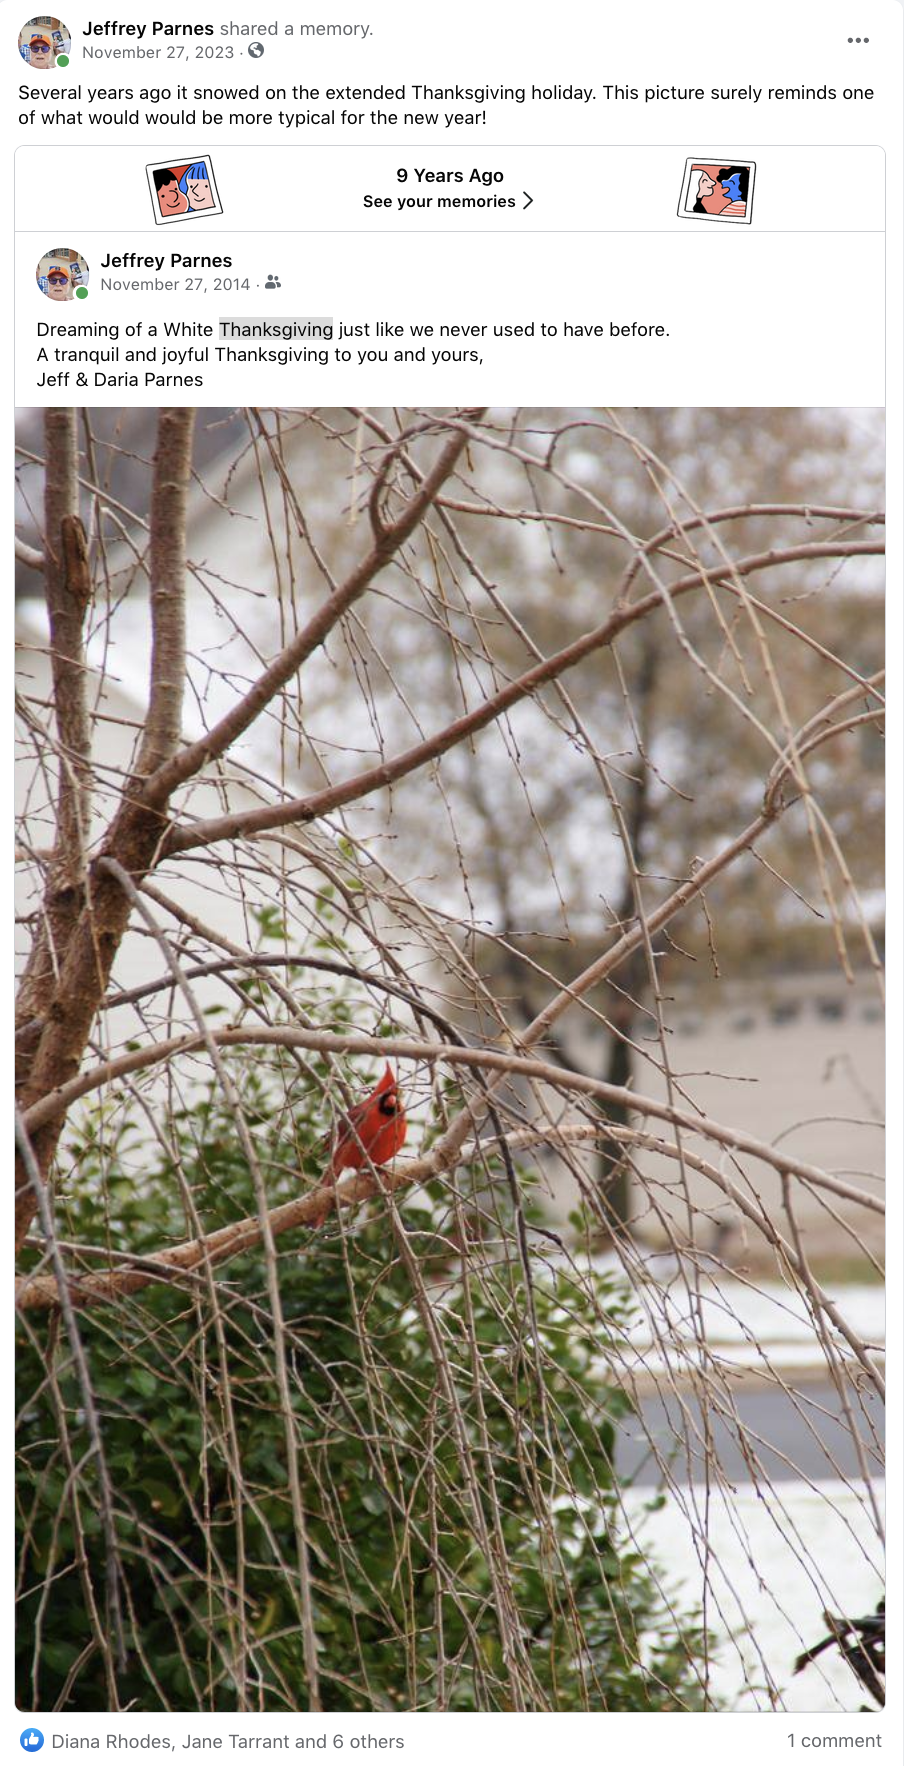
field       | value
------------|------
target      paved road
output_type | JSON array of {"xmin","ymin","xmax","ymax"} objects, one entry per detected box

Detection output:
[{"xmin": 618, "ymin": 1378, "xmax": 885, "ymax": 1487}]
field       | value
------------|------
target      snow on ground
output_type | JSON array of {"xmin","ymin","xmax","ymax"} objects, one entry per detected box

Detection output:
[
  {"xmin": 592, "ymin": 1257, "xmax": 885, "ymax": 1377},
  {"xmin": 626, "ymin": 1476, "xmax": 884, "ymax": 1711},
  {"xmin": 610, "ymin": 1265, "xmax": 885, "ymax": 1709}
]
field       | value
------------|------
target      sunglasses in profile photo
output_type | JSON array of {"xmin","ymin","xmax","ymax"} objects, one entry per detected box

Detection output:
[
  {"xmin": 36, "ymin": 249, "xmax": 88, "ymax": 299},
  {"xmin": 19, "ymin": 15, "xmax": 71, "ymax": 67}
]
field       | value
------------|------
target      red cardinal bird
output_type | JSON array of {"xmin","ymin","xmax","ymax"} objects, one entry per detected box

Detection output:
[
  {"xmin": 330, "ymin": 1063, "xmax": 407, "ymax": 1176},
  {"xmin": 309, "ymin": 1065, "xmax": 408, "ymax": 1226}
]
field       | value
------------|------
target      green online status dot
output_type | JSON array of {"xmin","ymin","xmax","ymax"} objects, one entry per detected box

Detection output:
[
  {"xmin": 75, "ymin": 286, "xmax": 88, "ymax": 299},
  {"xmin": 57, "ymin": 54, "xmax": 69, "ymax": 66}
]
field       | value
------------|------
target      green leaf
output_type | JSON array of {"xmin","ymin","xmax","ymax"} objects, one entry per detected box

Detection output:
[{"xmin": 129, "ymin": 1367, "xmax": 159, "ymax": 1399}]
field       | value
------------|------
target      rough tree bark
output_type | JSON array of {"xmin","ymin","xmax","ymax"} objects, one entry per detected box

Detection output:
[
  {"xmin": 13, "ymin": 409, "xmax": 883, "ymax": 1267},
  {"xmin": 14, "ymin": 409, "xmax": 197, "ymax": 1248},
  {"xmin": 15, "ymin": 411, "xmax": 89, "ymax": 1086},
  {"xmin": 14, "ymin": 411, "xmax": 482, "ymax": 1251}
]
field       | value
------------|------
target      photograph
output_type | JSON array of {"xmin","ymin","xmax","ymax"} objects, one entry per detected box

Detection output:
[
  {"xmin": 34, "ymin": 246, "xmax": 88, "ymax": 301},
  {"xmin": 14, "ymin": 406, "xmax": 885, "ymax": 1716},
  {"xmin": 18, "ymin": 16, "xmax": 71, "ymax": 68}
]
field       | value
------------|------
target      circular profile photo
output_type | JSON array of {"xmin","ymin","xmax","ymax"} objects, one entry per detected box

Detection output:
[
  {"xmin": 36, "ymin": 248, "xmax": 88, "ymax": 301},
  {"xmin": 19, "ymin": 16, "xmax": 70, "ymax": 69}
]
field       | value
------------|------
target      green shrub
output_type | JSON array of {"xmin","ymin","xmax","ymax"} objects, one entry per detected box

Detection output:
[{"xmin": 17, "ymin": 1059, "xmax": 711, "ymax": 1712}]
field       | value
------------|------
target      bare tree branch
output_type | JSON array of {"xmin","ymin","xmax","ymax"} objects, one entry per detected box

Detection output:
[
  {"xmin": 14, "ymin": 409, "xmax": 885, "ymax": 1713},
  {"xmin": 142, "ymin": 415, "xmax": 484, "ymax": 810},
  {"xmin": 13, "ymin": 412, "xmax": 483, "ymax": 1250},
  {"xmin": 15, "ymin": 413, "xmax": 90, "ymax": 1083},
  {"xmin": 134, "ymin": 408, "xmax": 194, "ymax": 776},
  {"xmin": 19, "ymin": 1022, "xmax": 883, "ymax": 1216},
  {"xmin": 16, "ymin": 535, "xmax": 45, "ymax": 570},
  {"xmin": 15, "ymin": 1110, "xmax": 126, "ymax": 1684},
  {"xmin": 163, "ymin": 538, "xmax": 883, "ymax": 855}
]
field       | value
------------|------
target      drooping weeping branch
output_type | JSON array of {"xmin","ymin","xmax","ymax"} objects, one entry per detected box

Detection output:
[
  {"xmin": 141, "ymin": 417, "xmax": 487, "ymax": 811},
  {"xmin": 14, "ymin": 412, "xmax": 882, "ymax": 1267},
  {"xmin": 15, "ymin": 1030, "xmax": 882, "ymax": 1334},
  {"xmin": 19, "ymin": 1023, "xmax": 883, "ymax": 1213},
  {"xmin": 423, "ymin": 686, "xmax": 884, "ymax": 1176},
  {"xmin": 16, "ymin": 683, "xmax": 882, "ymax": 1260},
  {"xmin": 14, "ymin": 412, "xmax": 482, "ymax": 1252},
  {"xmin": 161, "ymin": 539, "xmax": 883, "ymax": 855}
]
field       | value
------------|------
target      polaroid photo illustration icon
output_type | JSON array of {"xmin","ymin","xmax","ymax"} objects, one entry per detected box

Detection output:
[
  {"xmin": 677, "ymin": 157, "xmax": 756, "ymax": 224},
  {"xmin": 146, "ymin": 157, "xmax": 223, "ymax": 226}
]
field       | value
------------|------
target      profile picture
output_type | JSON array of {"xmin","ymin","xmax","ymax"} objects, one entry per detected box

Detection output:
[
  {"xmin": 145, "ymin": 156, "xmax": 223, "ymax": 225},
  {"xmin": 677, "ymin": 157, "xmax": 756, "ymax": 225},
  {"xmin": 36, "ymin": 247, "xmax": 88, "ymax": 301},
  {"xmin": 19, "ymin": 16, "xmax": 70, "ymax": 68}
]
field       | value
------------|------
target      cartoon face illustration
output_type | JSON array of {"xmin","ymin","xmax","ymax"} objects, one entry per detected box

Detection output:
[
  {"xmin": 154, "ymin": 169, "xmax": 189, "ymax": 216},
  {"xmin": 689, "ymin": 164, "xmax": 750, "ymax": 216},
  {"xmin": 28, "ymin": 34, "xmax": 54, "ymax": 68},
  {"xmin": 179, "ymin": 162, "xmax": 215, "ymax": 210},
  {"xmin": 695, "ymin": 169, "xmax": 729, "ymax": 214},
  {"xmin": 45, "ymin": 267, "xmax": 71, "ymax": 300},
  {"xmin": 147, "ymin": 155, "xmax": 222, "ymax": 224},
  {"xmin": 679, "ymin": 157, "xmax": 755, "ymax": 224}
]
